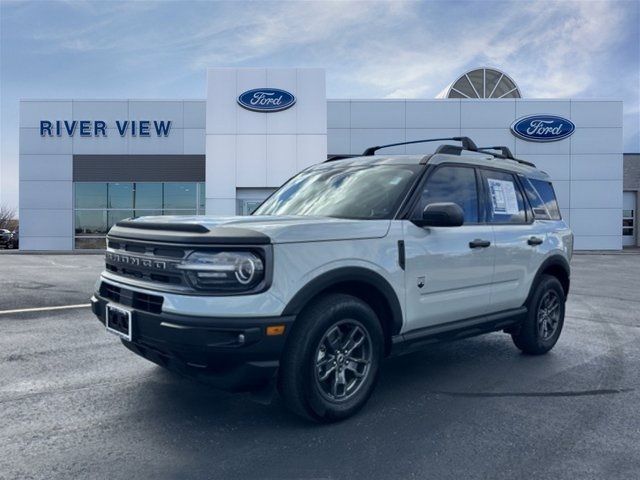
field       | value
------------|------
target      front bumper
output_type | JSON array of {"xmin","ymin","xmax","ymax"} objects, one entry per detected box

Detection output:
[{"xmin": 91, "ymin": 291, "xmax": 295, "ymax": 391}]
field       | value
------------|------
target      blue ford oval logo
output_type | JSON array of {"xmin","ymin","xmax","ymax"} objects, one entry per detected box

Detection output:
[
  {"xmin": 511, "ymin": 115, "xmax": 575, "ymax": 142},
  {"xmin": 237, "ymin": 88, "xmax": 296, "ymax": 112}
]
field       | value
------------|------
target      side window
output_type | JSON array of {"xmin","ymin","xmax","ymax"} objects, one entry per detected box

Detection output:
[
  {"xmin": 527, "ymin": 178, "xmax": 562, "ymax": 220},
  {"xmin": 481, "ymin": 170, "xmax": 526, "ymax": 224},
  {"xmin": 415, "ymin": 166, "xmax": 479, "ymax": 223},
  {"xmin": 520, "ymin": 177, "xmax": 551, "ymax": 220}
]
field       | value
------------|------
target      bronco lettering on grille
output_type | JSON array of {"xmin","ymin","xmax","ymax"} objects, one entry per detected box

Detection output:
[{"xmin": 106, "ymin": 252, "xmax": 167, "ymax": 270}]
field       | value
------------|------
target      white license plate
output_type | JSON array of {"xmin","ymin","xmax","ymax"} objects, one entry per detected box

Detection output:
[{"xmin": 106, "ymin": 304, "xmax": 132, "ymax": 341}]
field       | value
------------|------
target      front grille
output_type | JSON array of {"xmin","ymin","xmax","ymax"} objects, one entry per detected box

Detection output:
[
  {"xmin": 105, "ymin": 238, "xmax": 188, "ymax": 288},
  {"xmin": 100, "ymin": 282, "xmax": 164, "ymax": 314}
]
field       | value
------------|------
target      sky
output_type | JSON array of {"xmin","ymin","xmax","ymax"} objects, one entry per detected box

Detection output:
[{"xmin": 1, "ymin": 0, "xmax": 639, "ymax": 212}]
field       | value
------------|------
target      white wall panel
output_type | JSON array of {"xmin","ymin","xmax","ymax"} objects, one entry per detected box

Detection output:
[
  {"xmin": 570, "ymin": 208, "xmax": 621, "ymax": 236},
  {"xmin": 73, "ymin": 100, "xmax": 128, "ymax": 124},
  {"xmin": 406, "ymin": 100, "xmax": 460, "ymax": 129},
  {"xmin": 266, "ymin": 135, "xmax": 296, "ymax": 186},
  {"xmin": 20, "ymin": 155, "xmax": 72, "ymax": 181},
  {"xmin": 20, "ymin": 127, "xmax": 72, "ymax": 155},
  {"xmin": 327, "ymin": 129, "xmax": 350, "ymax": 154},
  {"xmin": 206, "ymin": 69, "xmax": 237, "ymax": 134},
  {"xmin": 514, "ymin": 137, "xmax": 571, "ymax": 155},
  {"xmin": 297, "ymin": 135, "xmax": 327, "ymax": 170},
  {"xmin": 296, "ymin": 68, "xmax": 326, "ymax": 134},
  {"xmin": 20, "ymin": 101, "xmax": 72, "ymax": 128},
  {"xmin": 128, "ymin": 101, "xmax": 183, "ymax": 128},
  {"xmin": 571, "ymin": 101, "xmax": 623, "ymax": 128},
  {"xmin": 515, "ymin": 100, "xmax": 570, "ymax": 118},
  {"xmin": 350, "ymin": 101, "xmax": 405, "ymax": 129},
  {"xmin": 183, "ymin": 101, "xmax": 206, "ymax": 128},
  {"xmin": 73, "ymin": 129, "xmax": 128, "ymax": 155},
  {"xmin": 350, "ymin": 129, "xmax": 405, "ymax": 154},
  {"xmin": 571, "ymin": 180, "xmax": 623, "ymax": 209},
  {"xmin": 20, "ymin": 181, "xmax": 72, "ymax": 209},
  {"xmin": 460, "ymin": 99, "xmax": 515, "ymax": 128},
  {"xmin": 206, "ymin": 135, "xmax": 236, "ymax": 199},
  {"xmin": 20, "ymin": 208, "xmax": 72, "ymax": 237},
  {"xmin": 205, "ymin": 198, "xmax": 236, "ymax": 216},
  {"xmin": 327, "ymin": 101, "xmax": 350, "ymax": 129},
  {"xmin": 573, "ymin": 235, "xmax": 621, "ymax": 250},
  {"xmin": 236, "ymin": 135, "xmax": 267, "ymax": 187},
  {"xmin": 183, "ymin": 129, "xmax": 205, "ymax": 154},
  {"xmin": 571, "ymin": 154, "xmax": 623, "ymax": 180},
  {"xmin": 20, "ymin": 236, "xmax": 73, "ymax": 251},
  {"xmin": 571, "ymin": 128, "xmax": 623, "ymax": 154},
  {"xmin": 523, "ymin": 155, "xmax": 570, "ymax": 181}
]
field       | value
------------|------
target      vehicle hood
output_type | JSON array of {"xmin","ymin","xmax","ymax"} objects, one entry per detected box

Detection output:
[{"xmin": 125, "ymin": 215, "xmax": 391, "ymax": 244}]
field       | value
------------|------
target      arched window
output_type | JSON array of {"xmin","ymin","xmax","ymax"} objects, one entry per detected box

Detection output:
[{"xmin": 447, "ymin": 68, "xmax": 521, "ymax": 99}]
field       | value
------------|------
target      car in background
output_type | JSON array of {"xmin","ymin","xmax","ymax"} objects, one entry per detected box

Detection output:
[
  {"xmin": 0, "ymin": 229, "xmax": 12, "ymax": 248},
  {"xmin": 9, "ymin": 229, "xmax": 19, "ymax": 249},
  {"xmin": 0, "ymin": 229, "xmax": 18, "ymax": 249}
]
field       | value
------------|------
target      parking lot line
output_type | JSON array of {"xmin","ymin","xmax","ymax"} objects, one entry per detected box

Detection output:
[{"xmin": 0, "ymin": 304, "xmax": 89, "ymax": 316}]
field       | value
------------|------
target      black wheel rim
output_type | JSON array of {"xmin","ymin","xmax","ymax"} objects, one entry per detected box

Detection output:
[
  {"xmin": 537, "ymin": 290, "xmax": 561, "ymax": 341},
  {"xmin": 314, "ymin": 319, "xmax": 372, "ymax": 402}
]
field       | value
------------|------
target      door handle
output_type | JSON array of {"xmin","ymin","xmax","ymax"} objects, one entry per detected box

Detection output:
[
  {"xmin": 469, "ymin": 239, "xmax": 491, "ymax": 249},
  {"xmin": 527, "ymin": 236, "xmax": 544, "ymax": 246}
]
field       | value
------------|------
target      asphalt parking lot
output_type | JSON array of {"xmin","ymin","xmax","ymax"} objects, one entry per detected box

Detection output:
[{"xmin": 1, "ymin": 253, "xmax": 639, "ymax": 480}]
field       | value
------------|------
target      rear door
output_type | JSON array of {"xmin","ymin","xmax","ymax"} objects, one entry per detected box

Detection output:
[
  {"xmin": 478, "ymin": 169, "xmax": 546, "ymax": 312},
  {"xmin": 402, "ymin": 165, "xmax": 495, "ymax": 332}
]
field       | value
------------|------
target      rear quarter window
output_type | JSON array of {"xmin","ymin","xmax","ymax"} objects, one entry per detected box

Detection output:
[{"xmin": 523, "ymin": 178, "xmax": 562, "ymax": 220}]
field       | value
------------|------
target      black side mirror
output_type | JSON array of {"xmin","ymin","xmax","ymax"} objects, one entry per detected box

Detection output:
[{"xmin": 413, "ymin": 202, "xmax": 464, "ymax": 227}]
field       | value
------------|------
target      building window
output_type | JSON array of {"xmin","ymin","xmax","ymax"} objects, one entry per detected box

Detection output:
[{"xmin": 73, "ymin": 182, "xmax": 206, "ymax": 249}]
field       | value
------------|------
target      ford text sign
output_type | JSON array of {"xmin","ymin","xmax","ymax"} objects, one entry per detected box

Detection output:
[
  {"xmin": 237, "ymin": 88, "xmax": 296, "ymax": 112},
  {"xmin": 511, "ymin": 115, "xmax": 575, "ymax": 142}
]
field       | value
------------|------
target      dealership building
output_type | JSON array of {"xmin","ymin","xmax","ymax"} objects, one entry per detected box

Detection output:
[{"xmin": 18, "ymin": 67, "xmax": 637, "ymax": 251}]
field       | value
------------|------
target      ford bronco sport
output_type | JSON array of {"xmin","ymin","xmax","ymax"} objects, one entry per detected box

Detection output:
[{"xmin": 91, "ymin": 137, "xmax": 573, "ymax": 422}]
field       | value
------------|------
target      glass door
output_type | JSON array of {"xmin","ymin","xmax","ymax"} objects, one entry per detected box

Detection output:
[{"xmin": 623, "ymin": 191, "xmax": 636, "ymax": 247}]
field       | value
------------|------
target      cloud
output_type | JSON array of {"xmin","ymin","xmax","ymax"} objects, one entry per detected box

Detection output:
[{"xmin": 1, "ymin": 0, "xmax": 639, "ymax": 208}]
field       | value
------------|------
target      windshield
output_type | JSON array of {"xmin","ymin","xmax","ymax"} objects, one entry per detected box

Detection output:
[{"xmin": 253, "ymin": 164, "xmax": 420, "ymax": 219}]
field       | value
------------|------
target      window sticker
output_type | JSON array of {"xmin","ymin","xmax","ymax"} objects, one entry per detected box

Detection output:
[{"xmin": 487, "ymin": 178, "xmax": 519, "ymax": 215}]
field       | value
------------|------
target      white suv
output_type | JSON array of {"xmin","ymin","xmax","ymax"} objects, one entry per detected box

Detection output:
[{"xmin": 91, "ymin": 137, "xmax": 573, "ymax": 422}]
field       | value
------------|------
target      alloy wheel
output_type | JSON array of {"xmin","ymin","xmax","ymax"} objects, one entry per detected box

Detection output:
[
  {"xmin": 314, "ymin": 319, "xmax": 372, "ymax": 402},
  {"xmin": 537, "ymin": 290, "xmax": 561, "ymax": 341}
]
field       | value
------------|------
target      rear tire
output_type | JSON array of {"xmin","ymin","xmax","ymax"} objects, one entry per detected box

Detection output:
[
  {"xmin": 278, "ymin": 293, "xmax": 384, "ymax": 422},
  {"xmin": 511, "ymin": 274, "xmax": 565, "ymax": 355}
]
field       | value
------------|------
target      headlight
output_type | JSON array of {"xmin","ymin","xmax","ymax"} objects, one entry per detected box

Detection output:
[{"xmin": 177, "ymin": 251, "xmax": 265, "ymax": 292}]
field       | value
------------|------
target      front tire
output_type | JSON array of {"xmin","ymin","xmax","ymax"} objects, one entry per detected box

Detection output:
[
  {"xmin": 512, "ymin": 274, "xmax": 565, "ymax": 355},
  {"xmin": 278, "ymin": 293, "xmax": 384, "ymax": 422}
]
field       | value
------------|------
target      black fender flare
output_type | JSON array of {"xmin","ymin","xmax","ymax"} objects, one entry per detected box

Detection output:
[
  {"xmin": 281, "ymin": 266, "xmax": 404, "ymax": 335},
  {"xmin": 525, "ymin": 254, "xmax": 571, "ymax": 305}
]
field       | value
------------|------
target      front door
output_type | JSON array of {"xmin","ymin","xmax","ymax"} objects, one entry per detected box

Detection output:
[{"xmin": 403, "ymin": 165, "xmax": 495, "ymax": 332}]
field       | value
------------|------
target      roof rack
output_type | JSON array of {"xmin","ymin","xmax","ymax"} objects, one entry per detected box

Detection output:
[
  {"xmin": 325, "ymin": 137, "xmax": 537, "ymax": 169},
  {"xmin": 477, "ymin": 146, "xmax": 536, "ymax": 168},
  {"xmin": 324, "ymin": 154, "xmax": 360, "ymax": 163},
  {"xmin": 362, "ymin": 136, "xmax": 478, "ymax": 156}
]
